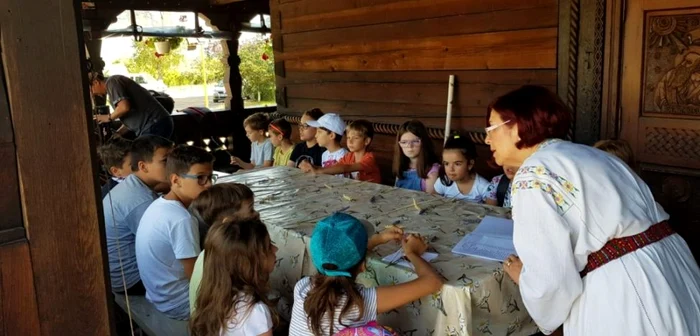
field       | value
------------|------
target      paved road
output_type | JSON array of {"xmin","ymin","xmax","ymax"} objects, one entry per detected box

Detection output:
[{"xmin": 173, "ymin": 96, "xmax": 225, "ymax": 112}]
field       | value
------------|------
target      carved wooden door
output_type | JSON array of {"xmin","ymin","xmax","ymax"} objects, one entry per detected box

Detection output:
[{"xmin": 620, "ymin": 0, "xmax": 700, "ymax": 259}]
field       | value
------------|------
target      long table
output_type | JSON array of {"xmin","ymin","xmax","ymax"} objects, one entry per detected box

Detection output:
[{"xmin": 218, "ymin": 166, "xmax": 537, "ymax": 336}]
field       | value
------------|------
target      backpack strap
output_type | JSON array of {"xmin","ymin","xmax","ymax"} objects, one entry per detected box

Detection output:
[{"xmin": 496, "ymin": 175, "xmax": 511, "ymax": 207}]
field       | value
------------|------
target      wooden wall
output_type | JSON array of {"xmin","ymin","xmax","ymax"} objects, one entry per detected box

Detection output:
[
  {"xmin": 271, "ymin": 0, "xmax": 559, "ymax": 179},
  {"xmin": 0, "ymin": 0, "xmax": 112, "ymax": 334}
]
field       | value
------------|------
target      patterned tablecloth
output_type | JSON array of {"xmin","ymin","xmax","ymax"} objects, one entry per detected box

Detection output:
[{"xmin": 218, "ymin": 166, "xmax": 537, "ymax": 336}]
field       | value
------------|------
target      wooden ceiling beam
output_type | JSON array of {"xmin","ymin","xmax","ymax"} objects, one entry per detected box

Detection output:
[{"xmin": 210, "ymin": 0, "xmax": 247, "ymax": 5}]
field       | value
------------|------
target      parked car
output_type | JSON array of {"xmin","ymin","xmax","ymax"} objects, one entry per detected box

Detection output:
[
  {"xmin": 127, "ymin": 73, "xmax": 167, "ymax": 92},
  {"xmin": 212, "ymin": 81, "xmax": 226, "ymax": 103}
]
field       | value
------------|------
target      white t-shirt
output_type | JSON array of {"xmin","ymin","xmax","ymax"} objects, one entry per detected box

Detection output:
[
  {"xmin": 250, "ymin": 139, "xmax": 273, "ymax": 167},
  {"xmin": 221, "ymin": 296, "xmax": 273, "ymax": 336},
  {"xmin": 322, "ymin": 148, "xmax": 348, "ymax": 178},
  {"xmin": 433, "ymin": 174, "xmax": 490, "ymax": 203},
  {"xmin": 289, "ymin": 277, "xmax": 377, "ymax": 336},
  {"xmin": 135, "ymin": 197, "xmax": 201, "ymax": 320}
]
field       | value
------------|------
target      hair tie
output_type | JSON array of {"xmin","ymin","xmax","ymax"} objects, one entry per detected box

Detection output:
[{"xmin": 269, "ymin": 123, "xmax": 284, "ymax": 136}]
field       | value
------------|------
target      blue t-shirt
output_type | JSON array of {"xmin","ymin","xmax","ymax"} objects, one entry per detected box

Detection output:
[
  {"xmin": 103, "ymin": 174, "xmax": 158, "ymax": 291},
  {"xmin": 250, "ymin": 139, "xmax": 273, "ymax": 167},
  {"xmin": 135, "ymin": 197, "xmax": 201, "ymax": 320}
]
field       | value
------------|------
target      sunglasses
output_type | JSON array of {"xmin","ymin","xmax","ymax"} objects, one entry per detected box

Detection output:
[{"xmin": 180, "ymin": 173, "xmax": 218, "ymax": 186}]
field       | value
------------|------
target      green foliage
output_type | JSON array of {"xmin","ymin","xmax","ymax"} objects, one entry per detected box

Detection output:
[
  {"xmin": 124, "ymin": 40, "xmax": 184, "ymax": 83},
  {"xmin": 239, "ymin": 36, "xmax": 275, "ymax": 101},
  {"xmin": 121, "ymin": 35, "xmax": 276, "ymax": 96}
]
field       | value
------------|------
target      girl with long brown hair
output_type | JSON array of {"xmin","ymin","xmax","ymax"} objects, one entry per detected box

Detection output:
[
  {"xmin": 289, "ymin": 213, "xmax": 443, "ymax": 335},
  {"xmin": 189, "ymin": 217, "xmax": 279, "ymax": 336},
  {"xmin": 393, "ymin": 120, "xmax": 441, "ymax": 193},
  {"xmin": 189, "ymin": 183, "xmax": 258, "ymax": 311}
]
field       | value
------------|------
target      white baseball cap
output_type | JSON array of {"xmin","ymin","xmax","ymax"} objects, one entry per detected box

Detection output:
[{"xmin": 306, "ymin": 113, "xmax": 346, "ymax": 136}]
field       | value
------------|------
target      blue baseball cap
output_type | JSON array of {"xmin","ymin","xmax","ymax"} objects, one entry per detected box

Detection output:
[{"xmin": 310, "ymin": 213, "xmax": 368, "ymax": 277}]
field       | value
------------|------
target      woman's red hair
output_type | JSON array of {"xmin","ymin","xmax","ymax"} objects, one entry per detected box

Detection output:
[{"xmin": 487, "ymin": 85, "xmax": 572, "ymax": 148}]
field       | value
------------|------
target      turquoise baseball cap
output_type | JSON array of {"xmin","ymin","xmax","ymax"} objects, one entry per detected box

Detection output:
[{"xmin": 310, "ymin": 213, "xmax": 368, "ymax": 278}]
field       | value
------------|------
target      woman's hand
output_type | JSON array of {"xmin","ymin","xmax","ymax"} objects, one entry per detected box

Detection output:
[
  {"xmin": 402, "ymin": 234, "xmax": 428, "ymax": 257},
  {"xmin": 503, "ymin": 254, "xmax": 523, "ymax": 285}
]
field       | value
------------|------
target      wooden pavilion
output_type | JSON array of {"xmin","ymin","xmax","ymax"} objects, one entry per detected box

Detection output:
[{"xmin": 1, "ymin": 0, "xmax": 699, "ymax": 334}]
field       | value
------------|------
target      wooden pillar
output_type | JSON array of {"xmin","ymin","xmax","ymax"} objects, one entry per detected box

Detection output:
[
  {"xmin": 0, "ymin": 0, "xmax": 112, "ymax": 334},
  {"xmin": 86, "ymin": 38, "xmax": 107, "ymax": 106},
  {"xmin": 225, "ymin": 28, "xmax": 244, "ymax": 113}
]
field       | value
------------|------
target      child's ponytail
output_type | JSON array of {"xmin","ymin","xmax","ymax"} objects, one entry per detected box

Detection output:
[{"xmin": 304, "ymin": 266, "xmax": 365, "ymax": 335}]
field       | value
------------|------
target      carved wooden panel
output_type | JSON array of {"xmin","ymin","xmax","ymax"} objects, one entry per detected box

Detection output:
[
  {"xmin": 639, "ymin": 117, "xmax": 700, "ymax": 169},
  {"xmin": 643, "ymin": 11, "xmax": 700, "ymax": 116},
  {"xmin": 641, "ymin": 164, "xmax": 700, "ymax": 261}
]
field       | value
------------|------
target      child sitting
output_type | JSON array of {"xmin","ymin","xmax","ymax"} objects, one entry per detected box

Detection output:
[
  {"xmin": 289, "ymin": 213, "xmax": 443, "ymax": 335},
  {"xmin": 434, "ymin": 134, "xmax": 490, "ymax": 203},
  {"xmin": 393, "ymin": 120, "xmax": 440, "ymax": 193},
  {"xmin": 98, "ymin": 136, "xmax": 133, "ymax": 198},
  {"xmin": 268, "ymin": 118, "xmax": 294, "ymax": 167},
  {"xmin": 188, "ymin": 183, "xmax": 258, "ymax": 311},
  {"xmin": 231, "ymin": 112, "xmax": 273, "ymax": 169},
  {"xmin": 484, "ymin": 165, "xmax": 518, "ymax": 208},
  {"xmin": 594, "ymin": 139, "xmax": 635, "ymax": 167},
  {"xmin": 189, "ymin": 216, "xmax": 278, "ymax": 336},
  {"xmin": 104, "ymin": 135, "xmax": 173, "ymax": 295},
  {"xmin": 302, "ymin": 119, "xmax": 381, "ymax": 184},
  {"xmin": 306, "ymin": 113, "xmax": 348, "ymax": 177},
  {"xmin": 288, "ymin": 108, "xmax": 325, "ymax": 168},
  {"xmin": 135, "ymin": 145, "xmax": 215, "ymax": 320}
]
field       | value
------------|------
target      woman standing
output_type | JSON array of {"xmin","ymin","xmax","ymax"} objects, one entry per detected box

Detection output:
[{"xmin": 487, "ymin": 85, "xmax": 700, "ymax": 335}]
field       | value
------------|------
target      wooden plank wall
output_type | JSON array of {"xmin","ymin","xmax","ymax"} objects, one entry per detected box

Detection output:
[
  {"xmin": 0, "ymin": 0, "xmax": 112, "ymax": 334},
  {"xmin": 271, "ymin": 0, "xmax": 559, "ymax": 179}
]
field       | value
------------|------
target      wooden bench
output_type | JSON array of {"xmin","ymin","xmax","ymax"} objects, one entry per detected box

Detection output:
[{"xmin": 113, "ymin": 294, "xmax": 189, "ymax": 336}]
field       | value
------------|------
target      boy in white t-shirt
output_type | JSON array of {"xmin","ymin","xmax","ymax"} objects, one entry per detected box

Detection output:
[
  {"xmin": 300, "ymin": 113, "xmax": 347, "ymax": 177},
  {"xmin": 135, "ymin": 145, "xmax": 216, "ymax": 320}
]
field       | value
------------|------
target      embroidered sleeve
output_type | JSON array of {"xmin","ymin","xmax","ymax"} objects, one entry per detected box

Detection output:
[
  {"xmin": 512, "ymin": 166, "xmax": 580, "ymax": 215},
  {"xmin": 511, "ymin": 164, "xmax": 583, "ymax": 333}
]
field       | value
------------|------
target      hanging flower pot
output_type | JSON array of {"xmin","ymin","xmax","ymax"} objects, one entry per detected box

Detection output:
[{"xmin": 154, "ymin": 41, "xmax": 171, "ymax": 54}]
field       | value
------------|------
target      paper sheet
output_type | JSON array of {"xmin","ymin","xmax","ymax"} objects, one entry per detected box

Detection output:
[
  {"xmin": 452, "ymin": 216, "xmax": 516, "ymax": 262},
  {"xmin": 381, "ymin": 249, "xmax": 439, "ymax": 270}
]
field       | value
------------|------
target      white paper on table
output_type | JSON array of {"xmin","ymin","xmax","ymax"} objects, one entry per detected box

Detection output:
[
  {"xmin": 452, "ymin": 215, "xmax": 516, "ymax": 262},
  {"xmin": 381, "ymin": 249, "xmax": 439, "ymax": 270}
]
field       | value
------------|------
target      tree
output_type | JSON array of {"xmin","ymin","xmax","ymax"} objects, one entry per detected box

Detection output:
[
  {"xmin": 124, "ymin": 39, "xmax": 184, "ymax": 83},
  {"xmin": 238, "ymin": 36, "xmax": 275, "ymax": 101}
]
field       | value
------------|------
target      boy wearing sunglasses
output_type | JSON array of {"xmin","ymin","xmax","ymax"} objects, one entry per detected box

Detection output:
[{"xmin": 135, "ymin": 145, "xmax": 216, "ymax": 320}]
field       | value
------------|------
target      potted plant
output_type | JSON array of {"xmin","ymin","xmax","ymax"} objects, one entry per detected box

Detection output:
[{"xmin": 150, "ymin": 37, "xmax": 183, "ymax": 55}]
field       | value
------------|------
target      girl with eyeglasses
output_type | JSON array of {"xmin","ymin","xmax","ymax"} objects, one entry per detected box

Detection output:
[{"xmin": 392, "ymin": 120, "xmax": 440, "ymax": 192}]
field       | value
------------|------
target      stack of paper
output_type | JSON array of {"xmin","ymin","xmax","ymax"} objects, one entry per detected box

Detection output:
[{"xmin": 452, "ymin": 216, "xmax": 516, "ymax": 262}]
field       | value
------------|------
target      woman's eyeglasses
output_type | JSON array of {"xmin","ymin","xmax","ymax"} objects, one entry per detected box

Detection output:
[
  {"xmin": 299, "ymin": 123, "xmax": 312, "ymax": 130},
  {"xmin": 180, "ymin": 173, "xmax": 218, "ymax": 186},
  {"xmin": 485, "ymin": 120, "xmax": 511, "ymax": 134},
  {"xmin": 398, "ymin": 139, "xmax": 422, "ymax": 147}
]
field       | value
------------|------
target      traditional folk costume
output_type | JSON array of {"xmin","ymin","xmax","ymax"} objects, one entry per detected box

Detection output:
[{"xmin": 512, "ymin": 139, "xmax": 700, "ymax": 335}]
